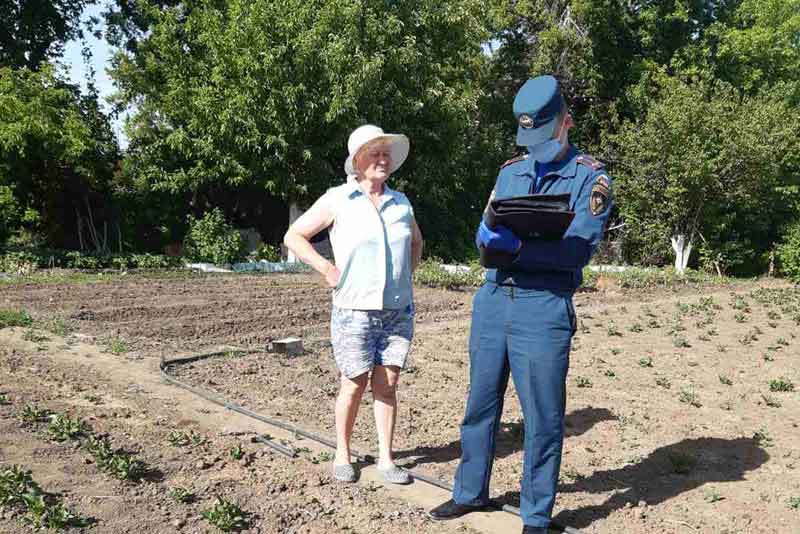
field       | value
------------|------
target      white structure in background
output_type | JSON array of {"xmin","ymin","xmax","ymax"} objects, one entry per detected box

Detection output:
[{"xmin": 671, "ymin": 234, "xmax": 692, "ymax": 274}]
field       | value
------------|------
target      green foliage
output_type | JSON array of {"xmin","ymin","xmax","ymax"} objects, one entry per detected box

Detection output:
[
  {"xmin": 0, "ymin": 465, "xmax": 87, "ymax": 530},
  {"xmin": 84, "ymin": 435, "xmax": 146, "ymax": 481},
  {"xmin": 46, "ymin": 414, "xmax": 89, "ymax": 442},
  {"xmin": 0, "ymin": 309, "xmax": 33, "ymax": 328},
  {"xmin": 777, "ymin": 220, "xmax": 800, "ymax": 282},
  {"xmin": 184, "ymin": 209, "xmax": 245, "ymax": 265},
  {"xmin": 169, "ymin": 487, "xmax": 194, "ymax": 504},
  {"xmin": 769, "ymin": 378, "xmax": 795, "ymax": 392},
  {"xmin": 201, "ymin": 496, "xmax": 250, "ymax": 532},
  {"xmin": 413, "ymin": 259, "xmax": 483, "ymax": 289}
]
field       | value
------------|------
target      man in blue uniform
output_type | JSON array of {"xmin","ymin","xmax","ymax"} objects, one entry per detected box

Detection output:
[{"xmin": 428, "ymin": 75, "xmax": 613, "ymax": 533}]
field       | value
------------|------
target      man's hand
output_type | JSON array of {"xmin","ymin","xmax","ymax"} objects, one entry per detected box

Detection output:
[
  {"xmin": 476, "ymin": 221, "xmax": 521, "ymax": 254},
  {"xmin": 322, "ymin": 262, "xmax": 341, "ymax": 288}
]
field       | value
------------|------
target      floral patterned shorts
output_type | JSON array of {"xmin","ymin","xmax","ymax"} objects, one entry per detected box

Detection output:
[{"xmin": 330, "ymin": 304, "xmax": 414, "ymax": 378}]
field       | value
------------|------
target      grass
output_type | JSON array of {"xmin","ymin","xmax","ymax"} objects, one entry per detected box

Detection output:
[
  {"xmin": 201, "ymin": 496, "xmax": 250, "ymax": 532},
  {"xmin": 768, "ymin": 378, "xmax": 795, "ymax": 392},
  {"xmin": 0, "ymin": 309, "xmax": 33, "ymax": 328}
]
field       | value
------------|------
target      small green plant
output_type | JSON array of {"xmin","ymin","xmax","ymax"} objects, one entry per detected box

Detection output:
[
  {"xmin": 647, "ymin": 318, "xmax": 661, "ymax": 328},
  {"xmin": 706, "ymin": 327, "xmax": 718, "ymax": 336},
  {"xmin": 84, "ymin": 435, "xmax": 146, "ymax": 481},
  {"xmin": 672, "ymin": 335, "xmax": 690, "ymax": 348},
  {"xmin": 22, "ymin": 329, "xmax": 49, "ymax": 343},
  {"xmin": 703, "ymin": 488, "xmax": 724, "ymax": 503},
  {"xmin": 777, "ymin": 337, "xmax": 790, "ymax": 346},
  {"xmin": 0, "ymin": 309, "xmax": 33, "ymax": 328},
  {"xmin": 42, "ymin": 317, "xmax": 70, "ymax": 337},
  {"xmin": 309, "ymin": 451, "xmax": 335, "ymax": 464},
  {"xmin": 788, "ymin": 496, "xmax": 800, "ymax": 510},
  {"xmin": 201, "ymin": 496, "xmax": 250, "ymax": 532},
  {"xmin": 83, "ymin": 393, "xmax": 104, "ymax": 405},
  {"xmin": 656, "ymin": 376, "xmax": 671, "ymax": 389},
  {"xmin": 668, "ymin": 452, "xmax": 696, "ymax": 474},
  {"xmin": 107, "ymin": 337, "xmax": 127, "ymax": 355},
  {"xmin": 717, "ymin": 344, "xmax": 727, "ymax": 353},
  {"xmin": 19, "ymin": 404, "xmax": 49, "ymax": 424},
  {"xmin": 0, "ymin": 392, "xmax": 9, "ymax": 405},
  {"xmin": 679, "ymin": 389, "xmax": 702, "ymax": 408},
  {"xmin": 22, "ymin": 493, "xmax": 85, "ymax": 530},
  {"xmin": 638, "ymin": 357, "xmax": 653, "ymax": 368},
  {"xmin": 718, "ymin": 375, "xmax": 733, "ymax": 386},
  {"xmin": 606, "ymin": 322, "xmax": 622, "ymax": 337},
  {"xmin": 609, "ymin": 347, "xmax": 622, "ymax": 355},
  {"xmin": 168, "ymin": 430, "xmax": 208, "ymax": 447},
  {"xmin": 628, "ymin": 323, "xmax": 643, "ymax": 333},
  {"xmin": 753, "ymin": 429, "xmax": 773, "ymax": 447},
  {"xmin": 769, "ymin": 378, "xmax": 795, "ymax": 392},
  {"xmin": 575, "ymin": 376, "xmax": 593, "ymax": 388},
  {"xmin": 763, "ymin": 351, "xmax": 776, "ymax": 362},
  {"xmin": 603, "ymin": 369, "xmax": 616, "ymax": 378},
  {"xmin": 47, "ymin": 414, "xmax": 88, "ymax": 442},
  {"xmin": 734, "ymin": 312, "xmax": 748, "ymax": 323},
  {"xmin": 731, "ymin": 296, "xmax": 751, "ymax": 312},
  {"xmin": 169, "ymin": 487, "xmax": 195, "ymax": 504},
  {"xmin": 230, "ymin": 444, "xmax": 245, "ymax": 460},
  {"xmin": 767, "ymin": 310, "xmax": 782, "ymax": 321},
  {"xmin": 761, "ymin": 394, "xmax": 781, "ymax": 408}
]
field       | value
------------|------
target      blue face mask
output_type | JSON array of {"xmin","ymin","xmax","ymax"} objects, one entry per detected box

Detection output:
[{"xmin": 528, "ymin": 138, "xmax": 564, "ymax": 163}]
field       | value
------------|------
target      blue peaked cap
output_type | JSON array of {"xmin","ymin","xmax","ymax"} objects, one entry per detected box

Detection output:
[{"xmin": 513, "ymin": 75, "xmax": 564, "ymax": 147}]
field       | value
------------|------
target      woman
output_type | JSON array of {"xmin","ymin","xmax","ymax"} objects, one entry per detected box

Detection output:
[{"xmin": 284, "ymin": 124, "xmax": 423, "ymax": 484}]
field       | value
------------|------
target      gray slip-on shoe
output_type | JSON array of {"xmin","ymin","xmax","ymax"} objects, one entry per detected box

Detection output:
[
  {"xmin": 378, "ymin": 465, "xmax": 412, "ymax": 485},
  {"xmin": 332, "ymin": 463, "xmax": 357, "ymax": 483}
]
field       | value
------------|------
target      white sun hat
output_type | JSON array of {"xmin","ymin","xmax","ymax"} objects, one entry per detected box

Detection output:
[{"xmin": 344, "ymin": 124, "xmax": 410, "ymax": 176}]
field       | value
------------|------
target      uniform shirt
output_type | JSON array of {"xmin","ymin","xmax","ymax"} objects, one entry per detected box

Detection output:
[
  {"xmin": 485, "ymin": 145, "xmax": 613, "ymax": 292},
  {"xmin": 321, "ymin": 179, "xmax": 415, "ymax": 310}
]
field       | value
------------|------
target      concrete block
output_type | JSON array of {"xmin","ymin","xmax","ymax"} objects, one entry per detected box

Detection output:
[{"xmin": 272, "ymin": 337, "xmax": 303, "ymax": 356}]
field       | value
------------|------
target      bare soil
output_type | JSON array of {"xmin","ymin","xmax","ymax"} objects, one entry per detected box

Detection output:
[{"xmin": 1, "ymin": 272, "xmax": 799, "ymax": 534}]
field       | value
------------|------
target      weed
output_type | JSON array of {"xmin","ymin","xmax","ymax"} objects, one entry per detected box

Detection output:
[
  {"xmin": 638, "ymin": 357, "xmax": 653, "ymax": 368},
  {"xmin": 628, "ymin": 323, "xmax": 643, "ymax": 333},
  {"xmin": 22, "ymin": 493, "xmax": 86, "ymax": 530},
  {"xmin": 718, "ymin": 375, "xmax": 733, "ymax": 386},
  {"xmin": 169, "ymin": 487, "xmax": 194, "ymax": 504},
  {"xmin": 230, "ymin": 444, "xmax": 245, "ymax": 461},
  {"xmin": 777, "ymin": 337, "xmax": 790, "ymax": 346},
  {"xmin": 168, "ymin": 430, "xmax": 208, "ymax": 447},
  {"xmin": 647, "ymin": 318, "xmax": 661, "ymax": 329},
  {"xmin": 717, "ymin": 344, "xmax": 727, "ymax": 353},
  {"xmin": 761, "ymin": 394, "xmax": 781, "ymax": 408},
  {"xmin": 753, "ymin": 429, "xmax": 773, "ymax": 447},
  {"xmin": 603, "ymin": 369, "xmax": 616, "ymax": 378},
  {"xmin": 21, "ymin": 329, "xmax": 49, "ymax": 343},
  {"xmin": 788, "ymin": 496, "xmax": 800, "ymax": 510},
  {"xmin": 609, "ymin": 348, "xmax": 622, "ymax": 355},
  {"xmin": 731, "ymin": 296, "xmax": 751, "ymax": 312},
  {"xmin": 201, "ymin": 496, "xmax": 249, "ymax": 532},
  {"xmin": 575, "ymin": 376, "xmax": 593, "ymax": 388},
  {"xmin": 672, "ymin": 335, "xmax": 691, "ymax": 348},
  {"xmin": 107, "ymin": 337, "xmax": 127, "ymax": 355},
  {"xmin": 47, "ymin": 414, "xmax": 88, "ymax": 442},
  {"xmin": 734, "ymin": 312, "xmax": 748, "ymax": 323},
  {"xmin": 668, "ymin": 452, "xmax": 696, "ymax": 474},
  {"xmin": 679, "ymin": 389, "xmax": 702, "ymax": 407},
  {"xmin": 0, "ymin": 309, "xmax": 33, "ymax": 328},
  {"xmin": 83, "ymin": 394, "xmax": 104, "ymax": 405},
  {"xmin": 704, "ymin": 489, "xmax": 724, "ymax": 503},
  {"xmin": 769, "ymin": 378, "xmax": 795, "ymax": 392},
  {"xmin": 606, "ymin": 322, "xmax": 622, "ymax": 337},
  {"xmin": 698, "ymin": 334, "xmax": 710, "ymax": 342},
  {"xmin": 0, "ymin": 465, "xmax": 39, "ymax": 506},
  {"xmin": 309, "ymin": 451, "xmax": 335, "ymax": 464},
  {"xmin": 0, "ymin": 393, "xmax": 9, "ymax": 405},
  {"xmin": 42, "ymin": 317, "xmax": 70, "ymax": 337},
  {"xmin": 656, "ymin": 376, "xmax": 671, "ymax": 389},
  {"xmin": 19, "ymin": 404, "xmax": 49, "ymax": 424},
  {"xmin": 763, "ymin": 352, "xmax": 775, "ymax": 362},
  {"xmin": 707, "ymin": 327, "xmax": 718, "ymax": 336}
]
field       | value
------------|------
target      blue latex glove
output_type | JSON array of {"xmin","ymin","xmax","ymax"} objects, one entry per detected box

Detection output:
[{"xmin": 476, "ymin": 221, "xmax": 521, "ymax": 254}]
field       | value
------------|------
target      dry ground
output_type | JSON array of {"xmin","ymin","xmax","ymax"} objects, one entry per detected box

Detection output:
[{"xmin": 1, "ymin": 271, "xmax": 799, "ymax": 533}]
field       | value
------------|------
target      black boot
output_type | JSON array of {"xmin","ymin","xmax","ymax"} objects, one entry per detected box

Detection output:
[
  {"xmin": 522, "ymin": 526, "xmax": 550, "ymax": 533},
  {"xmin": 428, "ymin": 499, "xmax": 489, "ymax": 520}
]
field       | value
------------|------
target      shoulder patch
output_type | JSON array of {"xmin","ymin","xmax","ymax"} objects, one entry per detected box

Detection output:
[
  {"xmin": 576, "ymin": 154, "xmax": 605, "ymax": 171},
  {"xmin": 589, "ymin": 174, "xmax": 610, "ymax": 216},
  {"xmin": 500, "ymin": 155, "xmax": 526, "ymax": 169}
]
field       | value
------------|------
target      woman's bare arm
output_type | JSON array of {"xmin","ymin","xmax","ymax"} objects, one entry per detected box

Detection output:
[
  {"xmin": 283, "ymin": 197, "xmax": 339, "ymax": 287},
  {"xmin": 410, "ymin": 217, "xmax": 423, "ymax": 272}
]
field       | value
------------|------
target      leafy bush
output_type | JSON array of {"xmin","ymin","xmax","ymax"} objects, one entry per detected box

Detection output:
[
  {"xmin": 413, "ymin": 259, "xmax": 483, "ymax": 289},
  {"xmin": 777, "ymin": 221, "xmax": 800, "ymax": 283},
  {"xmin": 250, "ymin": 242, "xmax": 281, "ymax": 262},
  {"xmin": 0, "ymin": 251, "xmax": 38, "ymax": 274},
  {"xmin": 184, "ymin": 209, "xmax": 245, "ymax": 265}
]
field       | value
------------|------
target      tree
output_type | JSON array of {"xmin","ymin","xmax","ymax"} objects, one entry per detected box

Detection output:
[
  {"xmin": 611, "ymin": 74, "xmax": 800, "ymax": 273},
  {"xmin": 109, "ymin": 0, "xmax": 496, "ymax": 259},
  {"xmin": 0, "ymin": 65, "xmax": 118, "ymax": 246},
  {"xmin": 0, "ymin": 0, "xmax": 94, "ymax": 69}
]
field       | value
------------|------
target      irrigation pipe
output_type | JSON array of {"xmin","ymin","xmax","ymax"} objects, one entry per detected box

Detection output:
[{"xmin": 160, "ymin": 349, "xmax": 585, "ymax": 534}]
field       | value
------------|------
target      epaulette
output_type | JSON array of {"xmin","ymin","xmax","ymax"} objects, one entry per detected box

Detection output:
[
  {"xmin": 576, "ymin": 154, "xmax": 605, "ymax": 171},
  {"xmin": 500, "ymin": 155, "xmax": 527, "ymax": 169}
]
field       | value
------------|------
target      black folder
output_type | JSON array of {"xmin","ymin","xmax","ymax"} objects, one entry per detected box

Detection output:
[{"xmin": 480, "ymin": 193, "xmax": 574, "ymax": 268}]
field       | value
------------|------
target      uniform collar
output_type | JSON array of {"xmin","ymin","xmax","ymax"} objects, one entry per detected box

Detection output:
[{"xmin": 514, "ymin": 145, "xmax": 579, "ymax": 178}]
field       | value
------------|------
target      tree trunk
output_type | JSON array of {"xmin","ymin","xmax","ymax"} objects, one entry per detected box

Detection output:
[
  {"xmin": 286, "ymin": 202, "xmax": 303, "ymax": 263},
  {"xmin": 671, "ymin": 234, "xmax": 693, "ymax": 273}
]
